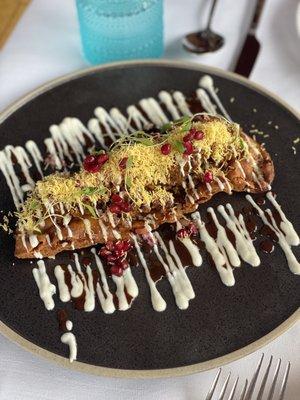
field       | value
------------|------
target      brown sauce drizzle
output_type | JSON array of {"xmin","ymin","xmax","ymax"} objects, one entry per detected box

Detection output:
[
  {"xmin": 82, "ymin": 257, "xmax": 92, "ymax": 266},
  {"xmin": 255, "ymin": 196, "xmax": 266, "ymax": 206},
  {"xmin": 57, "ymin": 309, "xmax": 68, "ymax": 332},
  {"xmin": 205, "ymin": 220, "xmax": 218, "ymax": 240},
  {"xmin": 260, "ymin": 225, "xmax": 278, "ymax": 243},
  {"xmin": 186, "ymin": 94, "xmax": 204, "ymax": 114},
  {"xmin": 53, "ymin": 192, "xmax": 296, "ymax": 316},
  {"xmin": 259, "ymin": 239, "xmax": 274, "ymax": 254}
]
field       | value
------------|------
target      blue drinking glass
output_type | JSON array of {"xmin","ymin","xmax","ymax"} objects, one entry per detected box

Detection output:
[{"xmin": 76, "ymin": 0, "xmax": 164, "ymax": 64}]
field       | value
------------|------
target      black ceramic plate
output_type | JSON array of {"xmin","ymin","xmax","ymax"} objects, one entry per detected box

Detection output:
[{"xmin": 0, "ymin": 60, "xmax": 299, "ymax": 378}]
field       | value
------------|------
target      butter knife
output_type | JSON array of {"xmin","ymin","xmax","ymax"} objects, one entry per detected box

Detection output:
[{"xmin": 234, "ymin": 0, "xmax": 266, "ymax": 77}]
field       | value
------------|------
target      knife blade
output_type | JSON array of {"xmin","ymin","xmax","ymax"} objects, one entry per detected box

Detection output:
[{"xmin": 233, "ymin": 0, "xmax": 266, "ymax": 77}]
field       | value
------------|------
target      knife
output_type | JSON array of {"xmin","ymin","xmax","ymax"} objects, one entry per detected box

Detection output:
[{"xmin": 233, "ymin": 0, "xmax": 266, "ymax": 77}]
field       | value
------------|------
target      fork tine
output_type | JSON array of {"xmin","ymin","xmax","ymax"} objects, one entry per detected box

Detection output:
[
  {"xmin": 256, "ymin": 355, "xmax": 273, "ymax": 400},
  {"xmin": 239, "ymin": 379, "xmax": 249, "ymax": 400},
  {"xmin": 278, "ymin": 362, "xmax": 291, "ymax": 400},
  {"xmin": 266, "ymin": 358, "xmax": 282, "ymax": 400},
  {"xmin": 227, "ymin": 376, "xmax": 239, "ymax": 400},
  {"xmin": 217, "ymin": 372, "xmax": 231, "ymax": 400},
  {"xmin": 244, "ymin": 353, "xmax": 265, "ymax": 400},
  {"xmin": 205, "ymin": 368, "xmax": 222, "ymax": 400}
]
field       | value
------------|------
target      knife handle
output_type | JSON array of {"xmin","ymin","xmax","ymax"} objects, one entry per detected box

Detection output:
[{"xmin": 251, "ymin": 0, "xmax": 266, "ymax": 32}]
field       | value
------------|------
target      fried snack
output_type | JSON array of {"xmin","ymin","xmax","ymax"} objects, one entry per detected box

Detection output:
[{"xmin": 15, "ymin": 114, "xmax": 274, "ymax": 259}]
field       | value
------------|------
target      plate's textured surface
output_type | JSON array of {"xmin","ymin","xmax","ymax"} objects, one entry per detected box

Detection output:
[{"xmin": 0, "ymin": 62, "xmax": 299, "ymax": 372}]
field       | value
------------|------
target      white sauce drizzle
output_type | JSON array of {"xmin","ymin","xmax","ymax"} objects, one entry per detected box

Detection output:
[
  {"xmin": 236, "ymin": 160, "xmax": 246, "ymax": 179},
  {"xmin": 5, "ymin": 145, "xmax": 34, "ymax": 187},
  {"xmin": 61, "ymin": 332, "xmax": 77, "ymax": 363},
  {"xmin": 34, "ymin": 251, "xmax": 44, "ymax": 259},
  {"xmin": 246, "ymin": 195, "xmax": 300, "ymax": 274},
  {"xmin": 0, "ymin": 150, "xmax": 23, "ymax": 208},
  {"xmin": 153, "ymin": 232, "xmax": 194, "ymax": 310},
  {"xmin": 217, "ymin": 204, "xmax": 260, "ymax": 267},
  {"xmin": 66, "ymin": 320, "xmax": 73, "ymax": 331},
  {"xmin": 215, "ymin": 177, "xmax": 225, "ymax": 191},
  {"xmin": 25, "ymin": 140, "xmax": 44, "ymax": 177},
  {"xmin": 132, "ymin": 235, "xmax": 166, "ymax": 312},
  {"xmin": 110, "ymin": 107, "xmax": 135, "ymax": 134},
  {"xmin": 196, "ymin": 88, "xmax": 216, "ymax": 115},
  {"xmin": 172, "ymin": 91, "xmax": 192, "ymax": 116},
  {"xmin": 32, "ymin": 260, "xmax": 56, "ymax": 310},
  {"xmin": 94, "ymin": 107, "xmax": 118, "ymax": 141},
  {"xmin": 199, "ymin": 75, "xmax": 232, "ymax": 121},
  {"xmin": 112, "ymin": 229, "xmax": 121, "ymax": 239},
  {"xmin": 192, "ymin": 211, "xmax": 234, "ymax": 286},
  {"xmin": 175, "ymin": 222, "xmax": 202, "ymax": 267},
  {"xmin": 83, "ymin": 219, "xmax": 94, "ymax": 243},
  {"xmin": 208, "ymin": 208, "xmax": 241, "ymax": 267},
  {"xmin": 126, "ymin": 105, "xmax": 151, "ymax": 130},
  {"xmin": 67, "ymin": 264, "xmax": 84, "ymax": 298},
  {"xmin": 98, "ymin": 219, "xmax": 108, "ymax": 241},
  {"xmin": 54, "ymin": 265, "xmax": 71, "ymax": 302},
  {"xmin": 266, "ymin": 192, "xmax": 299, "ymax": 246},
  {"xmin": 187, "ymin": 174, "xmax": 199, "ymax": 199},
  {"xmin": 139, "ymin": 98, "xmax": 169, "ymax": 126},
  {"xmin": 29, "ymin": 234, "xmax": 39, "ymax": 249},
  {"xmin": 92, "ymin": 248, "xmax": 115, "ymax": 314},
  {"xmin": 158, "ymin": 91, "xmax": 181, "ymax": 120},
  {"xmin": 87, "ymin": 118, "xmax": 107, "ymax": 149},
  {"xmin": 74, "ymin": 253, "xmax": 95, "ymax": 311},
  {"xmin": 21, "ymin": 234, "xmax": 28, "ymax": 251},
  {"xmin": 63, "ymin": 214, "xmax": 73, "ymax": 237},
  {"xmin": 106, "ymin": 210, "xmax": 116, "ymax": 228},
  {"xmin": 44, "ymin": 138, "xmax": 62, "ymax": 170}
]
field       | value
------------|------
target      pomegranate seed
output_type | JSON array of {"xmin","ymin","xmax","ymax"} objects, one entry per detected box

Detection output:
[
  {"xmin": 114, "ymin": 249, "xmax": 125, "ymax": 259},
  {"xmin": 111, "ymin": 194, "xmax": 123, "ymax": 204},
  {"xmin": 99, "ymin": 247, "xmax": 111, "ymax": 258},
  {"xmin": 109, "ymin": 204, "xmax": 122, "ymax": 214},
  {"xmin": 176, "ymin": 228, "xmax": 189, "ymax": 239},
  {"xmin": 194, "ymin": 130, "xmax": 204, "ymax": 140},
  {"xmin": 161, "ymin": 143, "xmax": 171, "ymax": 155},
  {"xmin": 183, "ymin": 141, "xmax": 194, "ymax": 156},
  {"xmin": 110, "ymin": 265, "xmax": 123, "ymax": 277},
  {"xmin": 97, "ymin": 153, "xmax": 109, "ymax": 166},
  {"xmin": 183, "ymin": 132, "xmax": 194, "ymax": 142},
  {"xmin": 83, "ymin": 155, "xmax": 100, "ymax": 173},
  {"xmin": 187, "ymin": 223, "xmax": 198, "ymax": 236},
  {"xmin": 107, "ymin": 254, "xmax": 118, "ymax": 263},
  {"xmin": 105, "ymin": 241, "xmax": 115, "ymax": 251},
  {"xmin": 84, "ymin": 155, "xmax": 96, "ymax": 165},
  {"xmin": 114, "ymin": 240, "xmax": 125, "ymax": 252},
  {"xmin": 120, "ymin": 259, "xmax": 129, "ymax": 270},
  {"xmin": 113, "ymin": 259, "xmax": 129, "ymax": 270},
  {"xmin": 119, "ymin": 157, "xmax": 128, "ymax": 170},
  {"xmin": 204, "ymin": 171, "xmax": 213, "ymax": 183},
  {"xmin": 120, "ymin": 202, "xmax": 131, "ymax": 212},
  {"xmin": 122, "ymin": 240, "xmax": 132, "ymax": 251}
]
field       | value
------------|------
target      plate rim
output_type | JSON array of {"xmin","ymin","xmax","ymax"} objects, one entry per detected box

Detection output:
[{"xmin": 0, "ymin": 59, "xmax": 299, "ymax": 378}]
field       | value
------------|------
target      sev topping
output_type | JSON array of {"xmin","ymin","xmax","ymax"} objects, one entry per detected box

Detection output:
[{"xmin": 16, "ymin": 114, "xmax": 249, "ymax": 233}]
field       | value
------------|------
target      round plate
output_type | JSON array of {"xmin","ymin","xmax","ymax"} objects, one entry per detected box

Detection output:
[{"xmin": 0, "ymin": 60, "xmax": 299, "ymax": 378}]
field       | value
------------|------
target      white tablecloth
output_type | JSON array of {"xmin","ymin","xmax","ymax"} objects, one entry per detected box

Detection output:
[{"xmin": 0, "ymin": 0, "xmax": 299, "ymax": 399}]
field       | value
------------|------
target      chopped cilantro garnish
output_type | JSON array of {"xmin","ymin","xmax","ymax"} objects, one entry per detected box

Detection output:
[
  {"xmin": 83, "ymin": 203, "xmax": 97, "ymax": 218},
  {"xmin": 173, "ymin": 140, "xmax": 185, "ymax": 153}
]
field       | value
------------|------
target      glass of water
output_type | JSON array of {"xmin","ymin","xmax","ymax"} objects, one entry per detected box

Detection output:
[{"xmin": 76, "ymin": 0, "xmax": 164, "ymax": 64}]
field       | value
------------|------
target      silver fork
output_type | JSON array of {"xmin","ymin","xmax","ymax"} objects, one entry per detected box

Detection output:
[{"xmin": 205, "ymin": 354, "xmax": 291, "ymax": 400}]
